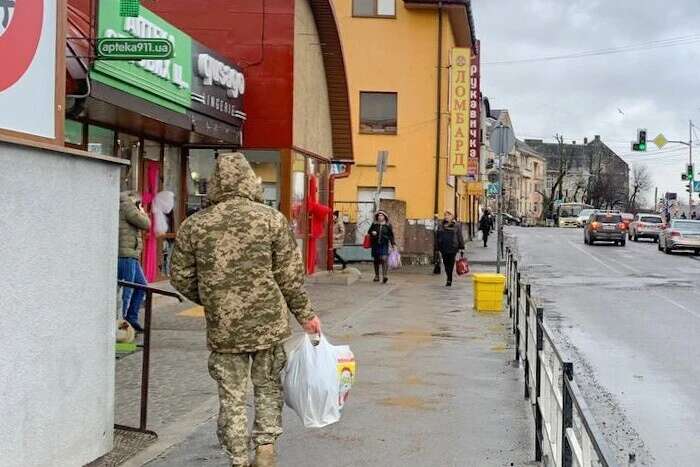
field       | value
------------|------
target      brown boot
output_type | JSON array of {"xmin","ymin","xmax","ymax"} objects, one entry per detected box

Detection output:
[{"xmin": 254, "ymin": 444, "xmax": 276, "ymax": 467}]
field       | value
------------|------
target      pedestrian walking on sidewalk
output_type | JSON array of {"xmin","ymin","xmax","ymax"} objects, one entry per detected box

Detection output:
[
  {"xmin": 170, "ymin": 153, "xmax": 321, "ymax": 467},
  {"xmin": 368, "ymin": 210, "xmax": 396, "ymax": 283},
  {"xmin": 479, "ymin": 209, "xmax": 494, "ymax": 248},
  {"xmin": 437, "ymin": 210, "xmax": 465, "ymax": 287},
  {"xmin": 117, "ymin": 192, "xmax": 151, "ymax": 332},
  {"xmin": 332, "ymin": 210, "xmax": 348, "ymax": 270}
]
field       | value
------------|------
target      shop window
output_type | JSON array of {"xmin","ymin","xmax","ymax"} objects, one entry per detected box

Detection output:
[
  {"xmin": 360, "ymin": 92, "xmax": 397, "ymax": 134},
  {"xmin": 64, "ymin": 119, "xmax": 83, "ymax": 147},
  {"xmin": 88, "ymin": 125, "xmax": 115, "ymax": 157},
  {"xmin": 186, "ymin": 149, "xmax": 217, "ymax": 216},
  {"xmin": 243, "ymin": 150, "xmax": 281, "ymax": 210},
  {"xmin": 291, "ymin": 153, "xmax": 308, "ymax": 252},
  {"xmin": 163, "ymin": 145, "xmax": 182, "ymax": 226},
  {"xmin": 143, "ymin": 139, "xmax": 161, "ymax": 161},
  {"xmin": 116, "ymin": 134, "xmax": 140, "ymax": 192},
  {"xmin": 353, "ymin": 0, "xmax": 395, "ymax": 17}
]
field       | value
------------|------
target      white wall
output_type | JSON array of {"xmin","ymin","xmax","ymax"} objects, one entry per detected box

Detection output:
[{"xmin": 0, "ymin": 141, "xmax": 120, "ymax": 466}]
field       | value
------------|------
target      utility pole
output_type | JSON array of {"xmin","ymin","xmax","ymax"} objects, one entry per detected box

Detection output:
[
  {"xmin": 689, "ymin": 120, "xmax": 694, "ymax": 210},
  {"xmin": 654, "ymin": 186, "xmax": 658, "ymax": 211}
]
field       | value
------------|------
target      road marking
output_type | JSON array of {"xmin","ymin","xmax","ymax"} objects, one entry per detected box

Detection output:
[
  {"xmin": 650, "ymin": 290, "xmax": 700, "ymax": 320},
  {"xmin": 566, "ymin": 241, "xmax": 624, "ymax": 274},
  {"xmin": 568, "ymin": 240, "xmax": 700, "ymax": 319}
]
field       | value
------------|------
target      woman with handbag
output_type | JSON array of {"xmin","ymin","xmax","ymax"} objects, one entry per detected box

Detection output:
[
  {"xmin": 437, "ymin": 210, "xmax": 465, "ymax": 287},
  {"xmin": 367, "ymin": 210, "xmax": 396, "ymax": 283}
]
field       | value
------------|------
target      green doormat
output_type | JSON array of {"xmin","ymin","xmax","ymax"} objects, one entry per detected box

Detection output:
[{"xmin": 116, "ymin": 342, "xmax": 137, "ymax": 354}]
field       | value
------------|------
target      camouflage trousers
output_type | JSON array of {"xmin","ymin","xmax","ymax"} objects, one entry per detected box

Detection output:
[{"xmin": 208, "ymin": 344, "xmax": 287, "ymax": 465}]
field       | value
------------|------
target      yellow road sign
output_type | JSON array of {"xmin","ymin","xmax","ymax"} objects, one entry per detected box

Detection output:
[{"xmin": 653, "ymin": 133, "xmax": 668, "ymax": 149}]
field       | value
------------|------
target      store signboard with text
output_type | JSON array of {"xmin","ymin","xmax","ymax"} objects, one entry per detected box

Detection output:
[
  {"xmin": 93, "ymin": 0, "xmax": 193, "ymax": 113},
  {"xmin": 0, "ymin": 0, "xmax": 65, "ymax": 142},
  {"xmin": 92, "ymin": 0, "xmax": 245, "ymax": 126},
  {"xmin": 449, "ymin": 47, "xmax": 469, "ymax": 177}
]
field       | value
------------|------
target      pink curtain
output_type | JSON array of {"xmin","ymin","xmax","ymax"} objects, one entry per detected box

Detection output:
[{"xmin": 142, "ymin": 161, "xmax": 160, "ymax": 282}]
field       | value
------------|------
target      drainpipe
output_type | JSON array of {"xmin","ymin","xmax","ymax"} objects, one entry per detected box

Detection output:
[
  {"xmin": 433, "ymin": 2, "xmax": 443, "ymax": 269},
  {"xmin": 327, "ymin": 161, "xmax": 353, "ymax": 271}
]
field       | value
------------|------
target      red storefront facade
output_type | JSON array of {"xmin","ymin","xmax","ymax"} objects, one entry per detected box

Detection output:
[
  {"xmin": 145, "ymin": 0, "xmax": 354, "ymax": 274},
  {"xmin": 67, "ymin": 0, "xmax": 353, "ymax": 274}
]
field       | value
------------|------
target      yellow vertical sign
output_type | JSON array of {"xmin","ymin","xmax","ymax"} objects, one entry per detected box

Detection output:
[{"xmin": 449, "ymin": 48, "xmax": 470, "ymax": 176}]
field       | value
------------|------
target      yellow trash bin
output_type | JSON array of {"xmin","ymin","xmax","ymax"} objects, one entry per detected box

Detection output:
[{"xmin": 472, "ymin": 273, "xmax": 506, "ymax": 312}]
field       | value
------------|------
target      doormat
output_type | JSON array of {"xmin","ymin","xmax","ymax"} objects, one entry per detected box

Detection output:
[{"xmin": 85, "ymin": 428, "xmax": 157, "ymax": 466}]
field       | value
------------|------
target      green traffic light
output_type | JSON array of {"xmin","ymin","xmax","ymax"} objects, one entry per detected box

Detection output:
[{"xmin": 639, "ymin": 143, "xmax": 646, "ymax": 151}]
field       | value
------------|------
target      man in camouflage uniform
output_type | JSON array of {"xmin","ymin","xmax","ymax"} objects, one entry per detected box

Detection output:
[{"xmin": 170, "ymin": 153, "xmax": 321, "ymax": 467}]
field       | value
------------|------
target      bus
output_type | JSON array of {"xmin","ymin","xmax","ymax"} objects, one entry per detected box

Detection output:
[{"xmin": 556, "ymin": 202, "xmax": 594, "ymax": 227}]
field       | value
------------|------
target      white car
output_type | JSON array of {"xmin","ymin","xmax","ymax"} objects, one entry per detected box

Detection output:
[
  {"xmin": 658, "ymin": 219, "xmax": 700, "ymax": 254},
  {"xmin": 576, "ymin": 209, "xmax": 597, "ymax": 227}
]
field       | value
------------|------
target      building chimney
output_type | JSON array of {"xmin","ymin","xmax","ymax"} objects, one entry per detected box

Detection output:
[
  {"xmin": 594, "ymin": 135, "xmax": 601, "ymax": 141},
  {"xmin": 584, "ymin": 137, "xmax": 588, "ymax": 145},
  {"xmin": 572, "ymin": 140, "xmax": 576, "ymax": 145}
]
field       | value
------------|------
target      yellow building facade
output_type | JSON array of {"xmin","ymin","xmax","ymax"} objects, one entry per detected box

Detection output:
[{"xmin": 332, "ymin": 0, "xmax": 477, "ymax": 223}]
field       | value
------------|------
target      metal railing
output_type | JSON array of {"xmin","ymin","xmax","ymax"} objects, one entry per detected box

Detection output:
[
  {"xmin": 115, "ymin": 281, "xmax": 183, "ymax": 436},
  {"xmin": 505, "ymin": 248, "xmax": 618, "ymax": 467}
]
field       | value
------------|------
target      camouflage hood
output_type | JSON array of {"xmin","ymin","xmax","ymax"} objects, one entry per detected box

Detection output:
[{"xmin": 207, "ymin": 152, "xmax": 264, "ymax": 204}]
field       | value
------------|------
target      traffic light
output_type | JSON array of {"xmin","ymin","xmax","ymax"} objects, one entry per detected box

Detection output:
[
  {"xmin": 632, "ymin": 128, "xmax": 648, "ymax": 151},
  {"xmin": 686, "ymin": 183, "xmax": 691, "ymax": 193},
  {"xmin": 687, "ymin": 164, "xmax": 694, "ymax": 180}
]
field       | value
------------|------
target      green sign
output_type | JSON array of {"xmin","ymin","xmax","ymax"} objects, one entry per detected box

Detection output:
[
  {"xmin": 91, "ymin": 0, "xmax": 192, "ymax": 113},
  {"xmin": 96, "ymin": 37, "xmax": 174, "ymax": 60},
  {"xmin": 119, "ymin": 0, "xmax": 140, "ymax": 17}
]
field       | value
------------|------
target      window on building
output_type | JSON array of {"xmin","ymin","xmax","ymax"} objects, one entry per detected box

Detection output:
[
  {"xmin": 360, "ymin": 92, "xmax": 397, "ymax": 134},
  {"xmin": 88, "ymin": 125, "xmax": 115, "ymax": 157},
  {"xmin": 64, "ymin": 119, "xmax": 84, "ymax": 147},
  {"xmin": 353, "ymin": 0, "xmax": 395, "ymax": 17}
]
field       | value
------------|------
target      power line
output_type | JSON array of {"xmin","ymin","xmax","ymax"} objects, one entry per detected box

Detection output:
[{"xmin": 484, "ymin": 34, "xmax": 700, "ymax": 65}]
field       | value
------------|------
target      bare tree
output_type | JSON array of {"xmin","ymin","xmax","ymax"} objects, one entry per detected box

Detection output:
[
  {"xmin": 538, "ymin": 134, "xmax": 569, "ymax": 219},
  {"xmin": 627, "ymin": 164, "xmax": 652, "ymax": 211}
]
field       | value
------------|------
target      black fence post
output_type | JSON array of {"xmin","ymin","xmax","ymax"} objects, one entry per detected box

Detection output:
[
  {"xmin": 515, "ymin": 272, "xmax": 521, "ymax": 361},
  {"xmin": 523, "ymin": 283, "xmax": 531, "ymax": 399},
  {"xmin": 561, "ymin": 362, "xmax": 574, "ymax": 467},
  {"xmin": 139, "ymin": 290, "xmax": 154, "ymax": 431},
  {"xmin": 509, "ymin": 259, "xmax": 518, "ymax": 320},
  {"xmin": 534, "ymin": 306, "xmax": 544, "ymax": 462}
]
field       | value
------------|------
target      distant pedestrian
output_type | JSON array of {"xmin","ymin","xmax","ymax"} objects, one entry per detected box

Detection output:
[
  {"xmin": 170, "ymin": 153, "xmax": 321, "ymax": 467},
  {"xmin": 692, "ymin": 211, "xmax": 697, "ymax": 220},
  {"xmin": 437, "ymin": 210, "xmax": 465, "ymax": 287},
  {"xmin": 333, "ymin": 210, "xmax": 348, "ymax": 270},
  {"xmin": 368, "ymin": 210, "xmax": 396, "ymax": 283},
  {"xmin": 479, "ymin": 209, "xmax": 494, "ymax": 248},
  {"xmin": 681, "ymin": 212, "xmax": 687, "ymax": 219},
  {"xmin": 118, "ymin": 192, "xmax": 151, "ymax": 332}
]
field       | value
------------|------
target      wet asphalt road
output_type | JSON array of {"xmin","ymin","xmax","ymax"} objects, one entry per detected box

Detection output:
[{"xmin": 508, "ymin": 227, "xmax": 700, "ymax": 466}]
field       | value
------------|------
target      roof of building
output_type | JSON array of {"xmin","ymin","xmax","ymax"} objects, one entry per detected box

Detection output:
[
  {"xmin": 403, "ymin": 0, "xmax": 476, "ymax": 45},
  {"xmin": 523, "ymin": 137, "xmax": 629, "ymax": 173}
]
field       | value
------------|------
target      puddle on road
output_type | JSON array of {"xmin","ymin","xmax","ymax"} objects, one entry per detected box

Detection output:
[{"xmin": 379, "ymin": 395, "xmax": 435, "ymax": 411}]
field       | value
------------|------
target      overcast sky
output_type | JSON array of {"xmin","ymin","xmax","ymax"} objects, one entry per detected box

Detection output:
[{"xmin": 472, "ymin": 0, "xmax": 700, "ymax": 207}]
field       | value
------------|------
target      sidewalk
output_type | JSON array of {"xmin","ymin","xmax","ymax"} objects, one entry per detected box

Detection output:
[
  {"xmin": 111, "ymin": 265, "xmax": 534, "ymax": 467},
  {"xmin": 465, "ymin": 233, "xmax": 498, "ymax": 266}
]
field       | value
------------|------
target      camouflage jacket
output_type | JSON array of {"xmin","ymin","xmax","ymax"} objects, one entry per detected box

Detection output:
[{"xmin": 170, "ymin": 153, "xmax": 315, "ymax": 353}]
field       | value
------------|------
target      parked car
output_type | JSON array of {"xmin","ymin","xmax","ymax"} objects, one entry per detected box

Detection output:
[
  {"xmin": 621, "ymin": 213, "xmax": 634, "ymax": 229},
  {"xmin": 576, "ymin": 209, "xmax": 597, "ymax": 227},
  {"xmin": 584, "ymin": 212, "xmax": 627, "ymax": 246},
  {"xmin": 658, "ymin": 219, "xmax": 700, "ymax": 254},
  {"xmin": 628, "ymin": 213, "xmax": 664, "ymax": 242}
]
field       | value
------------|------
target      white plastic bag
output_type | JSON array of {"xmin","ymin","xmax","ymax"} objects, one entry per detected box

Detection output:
[
  {"xmin": 283, "ymin": 334, "xmax": 355, "ymax": 428},
  {"xmin": 388, "ymin": 248, "xmax": 402, "ymax": 269}
]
